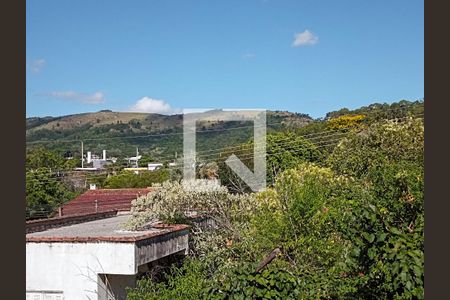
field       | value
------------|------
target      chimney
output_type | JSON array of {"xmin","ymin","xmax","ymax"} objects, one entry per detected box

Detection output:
[
  {"xmin": 103, "ymin": 150, "xmax": 106, "ymax": 161},
  {"xmin": 87, "ymin": 151, "xmax": 92, "ymax": 164}
]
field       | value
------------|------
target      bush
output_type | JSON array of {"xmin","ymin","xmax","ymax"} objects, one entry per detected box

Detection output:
[
  {"xmin": 103, "ymin": 169, "xmax": 169, "ymax": 188},
  {"xmin": 126, "ymin": 259, "xmax": 210, "ymax": 300},
  {"xmin": 26, "ymin": 146, "xmax": 77, "ymax": 171},
  {"xmin": 217, "ymin": 131, "xmax": 321, "ymax": 192},
  {"xmin": 125, "ymin": 180, "xmax": 255, "ymax": 230},
  {"xmin": 26, "ymin": 168, "xmax": 76, "ymax": 219},
  {"xmin": 126, "ymin": 118, "xmax": 424, "ymax": 299},
  {"xmin": 207, "ymin": 268, "xmax": 304, "ymax": 299},
  {"xmin": 327, "ymin": 114, "xmax": 366, "ymax": 131},
  {"xmin": 328, "ymin": 117, "xmax": 424, "ymax": 299},
  {"xmin": 328, "ymin": 117, "xmax": 423, "ymax": 179},
  {"xmin": 250, "ymin": 163, "xmax": 358, "ymax": 270}
]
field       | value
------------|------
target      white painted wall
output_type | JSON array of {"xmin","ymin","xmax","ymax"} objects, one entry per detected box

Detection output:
[
  {"xmin": 26, "ymin": 242, "xmax": 135, "ymax": 300},
  {"xmin": 147, "ymin": 163, "xmax": 163, "ymax": 171},
  {"xmin": 26, "ymin": 233, "xmax": 189, "ymax": 299}
]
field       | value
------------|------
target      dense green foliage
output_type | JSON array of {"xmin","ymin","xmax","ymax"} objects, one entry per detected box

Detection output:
[
  {"xmin": 217, "ymin": 131, "xmax": 321, "ymax": 192},
  {"xmin": 127, "ymin": 259, "xmax": 209, "ymax": 300},
  {"xmin": 325, "ymin": 99, "xmax": 423, "ymax": 121},
  {"xmin": 103, "ymin": 169, "xmax": 170, "ymax": 188},
  {"xmin": 26, "ymin": 146, "xmax": 78, "ymax": 172},
  {"xmin": 26, "ymin": 169, "xmax": 77, "ymax": 219},
  {"xmin": 328, "ymin": 118, "xmax": 424, "ymax": 299},
  {"xmin": 26, "ymin": 147, "xmax": 79, "ymax": 219},
  {"xmin": 126, "ymin": 114, "xmax": 424, "ymax": 299}
]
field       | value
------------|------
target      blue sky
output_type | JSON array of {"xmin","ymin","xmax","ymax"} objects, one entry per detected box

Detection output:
[{"xmin": 26, "ymin": 0, "xmax": 423, "ymax": 118}]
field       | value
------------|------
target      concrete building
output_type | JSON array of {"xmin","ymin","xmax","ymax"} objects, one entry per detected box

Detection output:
[
  {"xmin": 26, "ymin": 212, "xmax": 189, "ymax": 300},
  {"xmin": 77, "ymin": 150, "xmax": 112, "ymax": 171},
  {"xmin": 147, "ymin": 163, "xmax": 163, "ymax": 171},
  {"xmin": 91, "ymin": 150, "xmax": 110, "ymax": 169}
]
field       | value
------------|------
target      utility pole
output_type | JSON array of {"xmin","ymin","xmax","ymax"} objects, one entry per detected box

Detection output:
[
  {"xmin": 136, "ymin": 147, "xmax": 139, "ymax": 168},
  {"xmin": 81, "ymin": 141, "xmax": 84, "ymax": 168}
]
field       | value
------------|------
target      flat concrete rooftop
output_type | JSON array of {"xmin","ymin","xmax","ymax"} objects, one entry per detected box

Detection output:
[
  {"xmin": 27, "ymin": 213, "xmax": 190, "ymax": 299},
  {"xmin": 26, "ymin": 214, "xmax": 189, "ymax": 243}
]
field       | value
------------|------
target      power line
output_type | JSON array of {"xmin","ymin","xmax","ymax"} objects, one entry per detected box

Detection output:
[
  {"xmin": 50, "ymin": 113, "xmax": 423, "ymax": 165},
  {"xmin": 25, "ymin": 114, "xmax": 423, "ymax": 179},
  {"xmin": 26, "ymin": 114, "xmax": 423, "ymax": 185},
  {"xmin": 26, "ymin": 121, "xmax": 285, "ymax": 145},
  {"xmin": 28, "ymin": 113, "xmax": 423, "ymax": 182},
  {"xmin": 28, "ymin": 130, "xmax": 349, "ymax": 179},
  {"xmin": 25, "ymin": 139, "xmax": 345, "ymax": 185},
  {"xmin": 26, "ymin": 127, "xmax": 351, "ymax": 173},
  {"xmin": 26, "ymin": 112, "xmax": 423, "ymax": 218},
  {"xmin": 26, "ymin": 105, "xmax": 422, "ymax": 145}
]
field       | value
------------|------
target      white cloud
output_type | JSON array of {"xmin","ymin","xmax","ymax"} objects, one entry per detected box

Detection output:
[
  {"xmin": 128, "ymin": 97, "xmax": 179, "ymax": 114},
  {"xmin": 292, "ymin": 30, "xmax": 319, "ymax": 47},
  {"xmin": 28, "ymin": 58, "xmax": 46, "ymax": 73},
  {"xmin": 38, "ymin": 91, "xmax": 106, "ymax": 104},
  {"xmin": 242, "ymin": 53, "xmax": 256, "ymax": 59}
]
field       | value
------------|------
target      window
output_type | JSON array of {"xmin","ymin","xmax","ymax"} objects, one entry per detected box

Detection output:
[{"xmin": 26, "ymin": 291, "xmax": 63, "ymax": 300}]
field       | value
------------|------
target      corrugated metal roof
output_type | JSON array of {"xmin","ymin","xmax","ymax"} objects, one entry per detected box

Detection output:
[{"xmin": 60, "ymin": 188, "xmax": 153, "ymax": 216}]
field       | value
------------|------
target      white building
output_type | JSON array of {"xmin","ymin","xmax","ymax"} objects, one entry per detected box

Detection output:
[
  {"xmin": 76, "ymin": 150, "xmax": 111, "ymax": 171},
  {"xmin": 147, "ymin": 163, "xmax": 163, "ymax": 171},
  {"xmin": 26, "ymin": 212, "xmax": 189, "ymax": 300}
]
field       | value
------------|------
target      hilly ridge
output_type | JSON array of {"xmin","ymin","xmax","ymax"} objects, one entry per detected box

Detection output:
[
  {"xmin": 26, "ymin": 110, "xmax": 313, "ymax": 160},
  {"xmin": 26, "ymin": 100, "xmax": 424, "ymax": 162}
]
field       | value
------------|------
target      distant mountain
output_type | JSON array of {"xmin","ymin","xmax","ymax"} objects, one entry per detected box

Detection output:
[
  {"xmin": 26, "ymin": 116, "xmax": 61, "ymax": 130},
  {"xmin": 26, "ymin": 100, "xmax": 423, "ymax": 162},
  {"xmin": 26, "ymin": 110, "xmax": 313, "ymax": 160}
]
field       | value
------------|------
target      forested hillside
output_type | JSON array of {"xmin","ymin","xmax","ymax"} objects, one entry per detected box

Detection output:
[
  {"xmin": 26, "ymin": 110, "xmax": 313, "ymax": 161},
  {"xmin": 26, "ymin": 100, "xmax": 423, "ymax": 163}
]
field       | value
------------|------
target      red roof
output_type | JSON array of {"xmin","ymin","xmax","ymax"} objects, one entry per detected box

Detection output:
[{"xmin": 60, "ymin": 188, "xmax": 153, "ymax": 216}]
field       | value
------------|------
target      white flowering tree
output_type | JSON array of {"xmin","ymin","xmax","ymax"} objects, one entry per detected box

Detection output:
[{"xmin": 124, "ymin": 180, "xmax": 255, "ymax": 231}]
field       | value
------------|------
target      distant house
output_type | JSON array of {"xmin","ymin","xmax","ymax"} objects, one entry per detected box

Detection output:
[
  {"xmin": 147, "ymin": 163, "xmax": 163, "ymax": 171},
  {"xmin": 60, "ymin": 188, "xmax": 153, "ymax": 216},
  {"xmin": 123, "ymin": 167, "xmax": 148, "ymax": 174},
  {"xmin": 26, "ymin": 211, "xmax": 189, "ymax": 299},
  {"xmin": 92, "ymin": 158, "xmax": 109, "ymax": 169}
]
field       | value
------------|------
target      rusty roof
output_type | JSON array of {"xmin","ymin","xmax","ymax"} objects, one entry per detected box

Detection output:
[{"xmin": 60, "ymin": 188, "xmax": 153, "ymax": 216}]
